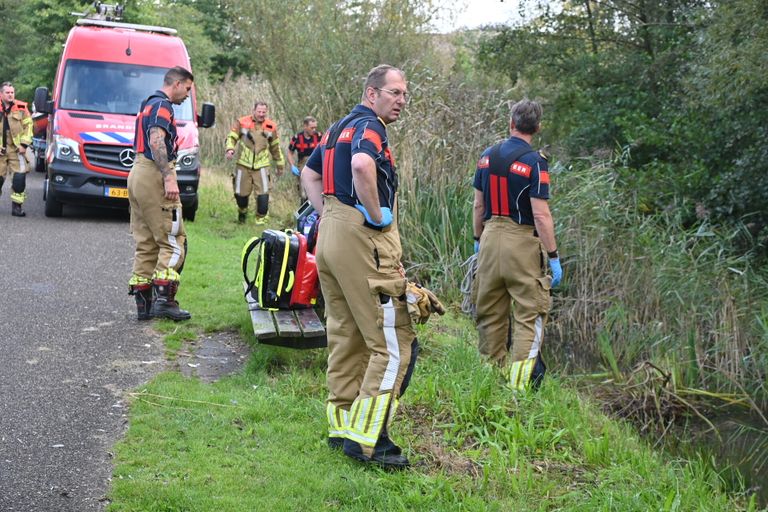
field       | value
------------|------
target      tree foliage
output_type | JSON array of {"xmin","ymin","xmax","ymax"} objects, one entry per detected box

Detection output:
[
  {"xmin": 477, "ymin": 0, "xmax": 768, "ymax": 228},
  {"xmin": 220, "ymin": 0, "xmax": 439, "ymax": 132}
]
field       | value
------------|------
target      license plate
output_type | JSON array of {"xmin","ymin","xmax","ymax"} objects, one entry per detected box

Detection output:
[{"xmin": 105, "ymin": 187, "xmax": 129, "ymax": 199}]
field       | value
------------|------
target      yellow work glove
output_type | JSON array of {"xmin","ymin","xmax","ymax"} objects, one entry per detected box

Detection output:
[{"xmin": 405, "ymin": 282, "xmax": 446, "ymax": 324}]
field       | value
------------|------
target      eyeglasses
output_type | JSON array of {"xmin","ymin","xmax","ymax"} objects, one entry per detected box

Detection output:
[{"xmin": 375, "ymin": 87, "xmax": 409, "ymax": 102}]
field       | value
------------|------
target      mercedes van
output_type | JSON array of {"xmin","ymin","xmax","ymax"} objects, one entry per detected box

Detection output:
[{"xmin": 34, "ymin": 10, "xmax": 214, "ymax": 220}]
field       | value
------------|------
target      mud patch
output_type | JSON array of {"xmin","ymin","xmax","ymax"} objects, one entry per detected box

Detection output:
[
  {"xmin": 405, "ymin": 404, "xmax": 483, "ymax": 477},
  {"xmin": 178, "ymin": 332, "xmax": 251, "ymax": 383}
]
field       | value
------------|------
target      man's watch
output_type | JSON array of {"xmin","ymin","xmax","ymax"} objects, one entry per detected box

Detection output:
[{"xmin": 547, "ymin": 250, "xmax": 559, "ymax": 259}]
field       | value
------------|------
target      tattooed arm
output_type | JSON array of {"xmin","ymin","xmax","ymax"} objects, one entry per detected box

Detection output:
[
  {"xmin": 149, "ymin": 126, "xmax": 172, "ymax": 178},
  {"xmin": 149, "ymin": 126, "xmax": 179, "ymax": 200}
]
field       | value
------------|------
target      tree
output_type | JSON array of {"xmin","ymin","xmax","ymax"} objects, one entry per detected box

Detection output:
[
  {"xmin": 682, "ymin": 0, "xmax": 768, "ymax": 225},
  {"xmin": 477, "ymin": 0, "xmax": 704, "ymax": 162},
  {"xmin": 223, "ymin": 0, "xmax": 439, "ymax": 131},
  {"xmin": 10, "ymin": 0, "xmax": 91, "ymax": 99}
]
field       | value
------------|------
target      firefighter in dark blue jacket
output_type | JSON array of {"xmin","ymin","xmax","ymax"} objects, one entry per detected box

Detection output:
[
  {"xmin": 302, "ymin": 65, "xmax": 416, "ymax": 469},
  {"xmin": 127, "ymin": 67, "xmax": 194, "ymax": 321},
  {"xmin": 472, "ymin": 99, "xmax": 562, "ymax": 391}
]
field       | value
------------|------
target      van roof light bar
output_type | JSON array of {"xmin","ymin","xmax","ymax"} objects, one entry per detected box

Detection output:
[{"xmin": 75, "ymin": 18, "xmax": 178, "ymax": 35}]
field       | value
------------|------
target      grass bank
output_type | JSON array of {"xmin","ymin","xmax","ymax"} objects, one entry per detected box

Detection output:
[{"xmin": 107, "ymin": 171, "xmax": 758, "ymax": 510}]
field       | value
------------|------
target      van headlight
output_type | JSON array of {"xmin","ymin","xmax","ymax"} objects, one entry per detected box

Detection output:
[
  {"xmin": 53, "ymin": 136, "xmax": 81, "ymax": 163},
  {"xmin": 176, "ymin": 148, "xmax": 199, "ymax": 171}
]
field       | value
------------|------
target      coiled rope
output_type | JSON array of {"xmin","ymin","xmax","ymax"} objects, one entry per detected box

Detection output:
[{"xmin": 459, "ymin": 253, "xmax": 478, "ymax": 319}]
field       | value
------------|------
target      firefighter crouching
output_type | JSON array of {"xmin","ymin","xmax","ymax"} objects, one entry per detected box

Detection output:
[
  {"xmin": 472, "ymin": 99, "xmax": 563, "ymax": 391},
  {"xmin": 127, "ymin": 66, "xmax": 195, "ymax": 321},
  {"xmin": 225, "ymin": 101, "xmax": 285, "ymax": 224},
  {"xmin": 0, "ymin": 82, "xmax": 33, "ymax": 217}
]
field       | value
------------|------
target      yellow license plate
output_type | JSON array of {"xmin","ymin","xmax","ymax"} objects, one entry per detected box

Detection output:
[{"xmin": 106, "ymin": 187, "xmax": 129, "ymax": 198}]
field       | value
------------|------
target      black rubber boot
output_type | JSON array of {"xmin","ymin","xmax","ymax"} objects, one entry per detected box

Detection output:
[
  {"xmin": 256, "ymin": 194, "xmax": 269, "ymax": 216},
  {"xmin": 343, "ymin": 437, "xmax": 410, "ymax": 470},
  {"xmin": 11, "ymin": 202, "xmax": 25, "ymax": 217},
  {"xmin": 129, "ymin": 284, "xmax": 153, "ymax": 321},
  {"xmin": 150, "ymin": 280, "xmax": 191, "ymax": 321},
  {"xmin": 327, "ymin": 437, "xmax": 344, "ymax": 450},
  {"xmin": 235, "ymin": 194, "xmax": 249, "ymax": 223}
]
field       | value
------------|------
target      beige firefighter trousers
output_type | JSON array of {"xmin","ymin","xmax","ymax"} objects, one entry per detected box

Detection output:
[
  {"xmin": 475, "ymin": 217, "xmax": 552, "ymax": 372},
  {"xmin": 316, "ymin": 196, "xmax": 415, "ymax": 456},
  {"xmin": 128, "ymin": 155, "xmax": 186, "ymax": 281},
  {"xmin": 233, "ymin": 164, "xmax": 270, "ymax": 197},
  {"xmin": 0, "ymin": 147, "xmax": 23, "ymax": 177},
  {"xmin": 0, "ymin": 146, "xmax": 27, "ymax": 205}
]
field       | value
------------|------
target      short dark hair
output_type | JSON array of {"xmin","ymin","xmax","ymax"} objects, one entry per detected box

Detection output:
[
  {"xmin": 254, "ymin": 101, "xmax": 268, "ymax": 109},
  {"xmin": 163, "ymin": 66, "xmax": 194, "ymax": 85},
  {"xmin": 510, "ymin": 99, "xmax": 542, "ymax": 135},
  {"xmin": 1, "ymin": 81, "xmax": 14, "ymax": 91},
  {"xmin": 363, "ymin": 64, "xmax": 405, "ymax": 94},
  {"xmin": 303, "ymin": 116, "xmax": 316, "ymax": 125}
]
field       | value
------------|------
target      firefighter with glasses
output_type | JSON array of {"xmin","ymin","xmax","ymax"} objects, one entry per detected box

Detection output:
[
  {"xmin": 225, "ymin": 101, "xmax": 285, "ymax": 224},
  {"xmin": 303, "ymin": 64, "xmax": 421, "ymax": 469},
  {"xmin": 472, "ymin": 99, "xmax": 562, "ymax": 390},
  {"xmin": 127, "ymin": 66, "xmax": 195, "ymax": 321},
  {"xmin": 0, "ymin": 82, "xmax": 33, "ymax": 217}
]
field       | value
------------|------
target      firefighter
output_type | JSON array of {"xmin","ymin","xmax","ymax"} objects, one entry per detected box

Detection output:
[
  {"xmin": 127, "ymin": 66, "xmax": 194, "ymax": 321},
  {"xmin": 472, "ymin": 99, "xmax": 563, "ymax": 390},
  {"xmin": 0, "ymin": 82, "xmax": 33, "ymax": 217},
  {"xmin": 287, "ymin": 115, "xmax": 322, "ymax": 201},
  {"xmin": 302, "ymin": 64, "xmax": 416, "ymax": 469},
  {"xmin": 225, "ymin": 101, "xmax": 285, "ymax": 224}
]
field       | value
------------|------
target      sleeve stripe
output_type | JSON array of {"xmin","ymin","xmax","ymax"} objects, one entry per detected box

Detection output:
[
  {"xmin": 156, "ymin": 106, "xmax": 172, "ymax": 122},
  {"xmin": 363, "ymin": 128, "xmax": 383, "ymax": 152}
]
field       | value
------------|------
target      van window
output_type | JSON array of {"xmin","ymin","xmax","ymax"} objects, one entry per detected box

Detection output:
[{"xmin": 59, "ymin": 59, "xmax": 193, "ymax": 120}]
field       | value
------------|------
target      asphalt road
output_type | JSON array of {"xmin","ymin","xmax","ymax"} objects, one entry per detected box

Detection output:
[{"xmin": 0, "ymin": 170, "xmax": 163, "ymax": 511}]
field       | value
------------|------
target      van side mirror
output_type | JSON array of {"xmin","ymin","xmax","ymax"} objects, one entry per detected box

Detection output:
[
  {"xmin": 34, "ymin": 87, "xmax": 52, "ymax": 114},
  {"xmin": 197, "ymin": 103, "xmax": 215, "ymax": 128}
]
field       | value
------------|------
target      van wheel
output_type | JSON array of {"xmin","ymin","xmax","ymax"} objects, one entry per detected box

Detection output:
[
  {"xmin": 183, "ymin": 204, "xmax": 196, "ymax": 222},
  {"xmin": 35, "ymin": 155, "xmax": 46, "ymax": 173},
  {"xmin": 45, "ymin": 182, "xmax": 63, "ymax": 217}
]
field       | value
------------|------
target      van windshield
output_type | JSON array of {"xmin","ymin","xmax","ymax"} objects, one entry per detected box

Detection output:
[{"xmin": 59, "ymin": 60, "xmax": 193, "ymax": 120}]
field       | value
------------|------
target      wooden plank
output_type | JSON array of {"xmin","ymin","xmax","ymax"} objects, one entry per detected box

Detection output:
[
  {"xmin": 274, "ymin": 310, "xmax": 303, "ymax": 337},
  {"xmin": 294, "ymin": 308, "xmax": 326, "ymax": 337},
  {"xmin": 258, "ymin": 334, "xmax": 327, "ymax": 349},
  {"xmin": 250, "ymin": 309, "xmax": 278, "ymax": 340}
]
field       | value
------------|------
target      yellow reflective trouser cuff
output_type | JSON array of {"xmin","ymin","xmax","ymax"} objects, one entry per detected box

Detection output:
[
  {"xmin": 128, "ymin": 275, "xmax": 152, "ymax": 288},
  {"xmin": 508, "ymin": 357, "xmax": 537, "ymax": 391},
  {"xmin": 347, "ymin": 392, "xmax": 392, "ymax": 448},
  {"xmin": 153, "ymin": 268, "xmax": 181, "ymax": 282},
  {"xmin": 326, "ymin": 403, "xmax": 349, "ymax": 438},
  {"xmin": 10, "ymin": 191, "xmax": 25, "ymax": 204}
]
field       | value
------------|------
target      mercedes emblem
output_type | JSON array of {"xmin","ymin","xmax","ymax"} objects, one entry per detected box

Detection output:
[{"xmin": 119, "ymin": 148, "xmax": 136, "ymax": 168}]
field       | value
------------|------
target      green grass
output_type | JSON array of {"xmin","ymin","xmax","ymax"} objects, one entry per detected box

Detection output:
[{"xmin": 107, "ymin": 172, "xmax": 759, "ymax": 511}]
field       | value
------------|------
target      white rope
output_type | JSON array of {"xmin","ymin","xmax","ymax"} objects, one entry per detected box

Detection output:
[{"xmin": 460, "ymin": 253, "xmax": 478, "ymax": 319}]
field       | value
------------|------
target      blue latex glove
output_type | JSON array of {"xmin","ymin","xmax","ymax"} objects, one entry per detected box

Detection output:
[
  {"xmin": 474, "ymin": 240, "xmax": 480, "ymax": 254},
  {"xmin": 355, "ymin": 204, "xmax": 393, "ymax": 228},
  {"xmin": 549, "ymin": 257, "xmax": 562, "ymax": 288},
  {"xmin": 291, "ymin": 165, "xmax": 300, "ymax": 177}
]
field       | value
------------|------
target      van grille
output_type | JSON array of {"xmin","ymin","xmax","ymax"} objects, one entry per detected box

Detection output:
[{"xmin": 83, "ymin": 143, "xmax": 134, "ymax": 172}]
